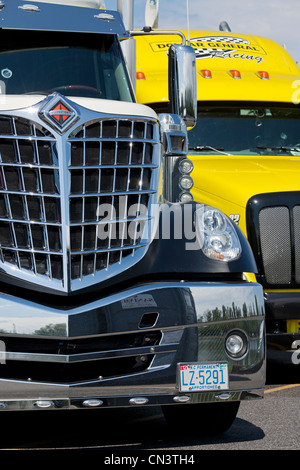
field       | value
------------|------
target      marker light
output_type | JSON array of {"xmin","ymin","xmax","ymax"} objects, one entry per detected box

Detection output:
[
  {"xmin": 195, "ymin": 206, "xmax": 241, "ymax": 261},
  {"xmin": 179, "ymin": 192, "xmax": 194, "ymax": 203},
  {"xmin": 229, "ymin": 69, "xmax": 241, "ymax": 79},
  {"xmin": 200, "ymin": 69, "xmax": 212, "ymax": 78},
  {"xmin": 179, "ymin": 175, "xmax": 193, "ymax": 190},
  {"xmin": 257, "ymin": 71, "xmax": 269, "ymax": 80},
  {"xmin": 179, "ymin": 158, "xmax": 193, "ymax": 174},
  {"xmin": 136, "ymin": 71, "xmax": 146, "ymax": 80}
]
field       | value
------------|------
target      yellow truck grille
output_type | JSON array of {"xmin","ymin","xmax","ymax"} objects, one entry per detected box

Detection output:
[{"xmin": 247, "ymin": 192, "xmax": 300, "ymax": 287}]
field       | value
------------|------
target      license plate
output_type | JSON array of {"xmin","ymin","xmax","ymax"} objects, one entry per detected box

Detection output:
[{"xmin": 178, "ymin": 362, "xmax": 229, "ymax": 392}]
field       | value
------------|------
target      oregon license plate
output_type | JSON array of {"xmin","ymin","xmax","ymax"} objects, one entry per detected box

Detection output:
[{"xmin": 178, "ymin": 362, "xmax": 229, "ymax": 392}]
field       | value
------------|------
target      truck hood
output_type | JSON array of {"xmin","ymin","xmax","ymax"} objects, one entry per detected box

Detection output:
[
  {"xmin": 0, "ymin": 95, "xmax": 157, "ymax": 119},
  {"xmin": 191, "ymin": 154, "xmax": 300, "ymax": 208}
]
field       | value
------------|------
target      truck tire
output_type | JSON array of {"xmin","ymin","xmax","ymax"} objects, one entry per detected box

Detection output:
[{"xmin": 161, "ymin": 401, "xmax": 240, "ymax": 435}]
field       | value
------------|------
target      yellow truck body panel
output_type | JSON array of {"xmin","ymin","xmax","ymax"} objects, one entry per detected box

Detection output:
[{"xmin": 136, "ymin": 29, "xmax": 300, "ymax": 104}]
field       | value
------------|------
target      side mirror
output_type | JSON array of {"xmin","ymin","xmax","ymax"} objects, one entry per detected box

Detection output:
[{"xmin": 168, "ymin": 43, "xmax": 197, "ymax": 128}]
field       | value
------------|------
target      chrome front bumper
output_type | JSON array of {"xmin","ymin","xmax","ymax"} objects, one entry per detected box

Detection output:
[{"xmin": 0, "ymin": 281, "xmax": 265, "ymax": 411}]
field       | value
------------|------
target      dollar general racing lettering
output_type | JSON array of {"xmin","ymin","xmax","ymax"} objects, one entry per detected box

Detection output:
[{"xmin": 151, "ymin": 35, "xmax": 265, "ymax": 63}]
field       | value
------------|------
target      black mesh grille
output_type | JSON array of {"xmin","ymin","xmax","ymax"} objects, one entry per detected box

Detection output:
[
  {"xmin": 258, "ymin": 206, "xmax": 292, "ymax": 285},
  {"xmin": 247, "ymin": 192, "xmax": 300, "ymax": 288}
]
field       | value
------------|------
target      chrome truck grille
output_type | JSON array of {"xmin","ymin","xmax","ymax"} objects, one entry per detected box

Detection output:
[
  {"xmin": 247, "ymin": 192, "xmax": 300, "ymax": 288},
  {"xmin": 0, "ymin": 94, "xmax": 160, "ymax": 292}
]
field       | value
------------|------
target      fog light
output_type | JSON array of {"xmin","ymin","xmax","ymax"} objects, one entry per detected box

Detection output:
[{"xmin": 225, "ymin": 331, "xmax": 248, "ymax": 358}]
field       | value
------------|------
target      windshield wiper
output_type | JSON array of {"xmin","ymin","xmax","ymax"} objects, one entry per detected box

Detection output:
[
  {"xmin": 257, "ymin": 145, "xmax": 300, "ymax": 152},
  {"xmin": 24, "ymin": 91, "xmax": 52, "ymax": 95},
  {"xmin": 189, "ymin": 145, "xmax": 232, "ymax": 155}
]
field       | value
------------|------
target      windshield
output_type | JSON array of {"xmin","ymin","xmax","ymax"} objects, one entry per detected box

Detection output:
[
  {"xmin": 0, "ymin": 30, "xmax": 133, "ymax": 102},
  {"xmin": 188, "ymin": 103, "xmax": 300, "ymax": 156}
]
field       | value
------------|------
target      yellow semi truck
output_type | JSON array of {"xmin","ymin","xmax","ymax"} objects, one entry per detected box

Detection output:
[
  {"xmin": 0, "ymin": 4, "xmax": 266, "ymax": 435},
  {"xmin": 136, "ymin": 26, "xmax": 300, "ymax": 365}
]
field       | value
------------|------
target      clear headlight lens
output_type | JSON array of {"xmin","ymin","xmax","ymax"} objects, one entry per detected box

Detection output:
[{"xmin": 195, "ymin": 206, "xmax": 241, "ymax": 261}]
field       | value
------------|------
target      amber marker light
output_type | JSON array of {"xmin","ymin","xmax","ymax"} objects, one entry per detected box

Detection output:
[
  {"xmin": 229, "ymin": 69, "xmax": 241, "ymax": 79},
  {"xmin": 257, "ymin": 71, "xmax": 269, "ymax": 79},
  {"xmin": 136, "ymin": 71, "xmax": 146, "ymax": 80},
  {"xmin": 200, "ymin": 69, "xmax": 212, "ymax": 78}
]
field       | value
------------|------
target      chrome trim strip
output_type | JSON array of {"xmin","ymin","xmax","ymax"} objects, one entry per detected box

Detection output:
[
  {"xmin": 4, "ymin": 343, "xmax": 176, "ymax": 363},
  {"xmin": 0, "ymin": 281, "xmax": 264, "ymax": 337},
  {"xmin": 0, "ymin": 389, "xmax": 264, "ymax": 411}
]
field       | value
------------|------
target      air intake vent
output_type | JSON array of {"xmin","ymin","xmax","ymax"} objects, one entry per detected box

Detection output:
[
  {"xmin": 247, "ymin": 192, "xmax": 300, "ymax": 288},
  {"xmin": 258, "ymin": 206, "xmax": 292, "ymax": 285}
]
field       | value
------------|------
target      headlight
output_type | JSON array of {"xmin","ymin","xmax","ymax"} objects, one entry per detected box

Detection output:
[{"xmin": 195, "ymin": 206, "xmax": 241, "ymax": 261}]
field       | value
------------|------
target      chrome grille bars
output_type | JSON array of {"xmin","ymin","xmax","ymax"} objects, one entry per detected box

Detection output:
[
  {"xmin": 68, "ymin": 118, "xmax": 157, "ymax": 281},
  {"xmin": 0, "ymin": 95, "xmax": 160, "ymax": 292}
]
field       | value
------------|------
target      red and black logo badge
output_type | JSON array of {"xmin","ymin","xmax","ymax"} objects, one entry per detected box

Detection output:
[
  {"xmin": 39, "ymin": 94, "xmax": 79, "ymax": 133},
  {"xmin": 49, "ymin": 102, "xmax": 74, "ymax": 126}
]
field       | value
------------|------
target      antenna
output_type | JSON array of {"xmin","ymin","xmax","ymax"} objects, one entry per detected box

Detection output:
[{"xmin": 186, "ymin": 0, "xmax": 190, "ymax": 44}]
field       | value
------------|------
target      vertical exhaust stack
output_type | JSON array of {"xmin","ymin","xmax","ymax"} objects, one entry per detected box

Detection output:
[
  {"xmin": 117, "ymin": 0, "xmax": 136, "ymax": 91},
  {"xmin": 117, "ymin": 0, "xmax": 159, "ymax": 91},
  {"xmin": 219, "ymin": 21, "xmax": 231, "ymax": 31},
  {"xmin": 145, "ymin": 0, "xmax": 159, "ymax": 28}
]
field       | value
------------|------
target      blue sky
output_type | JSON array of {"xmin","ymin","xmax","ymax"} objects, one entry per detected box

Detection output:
[{"xmin": 110, "ymin": 0, "xmax": 300, "ymax": 64}]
